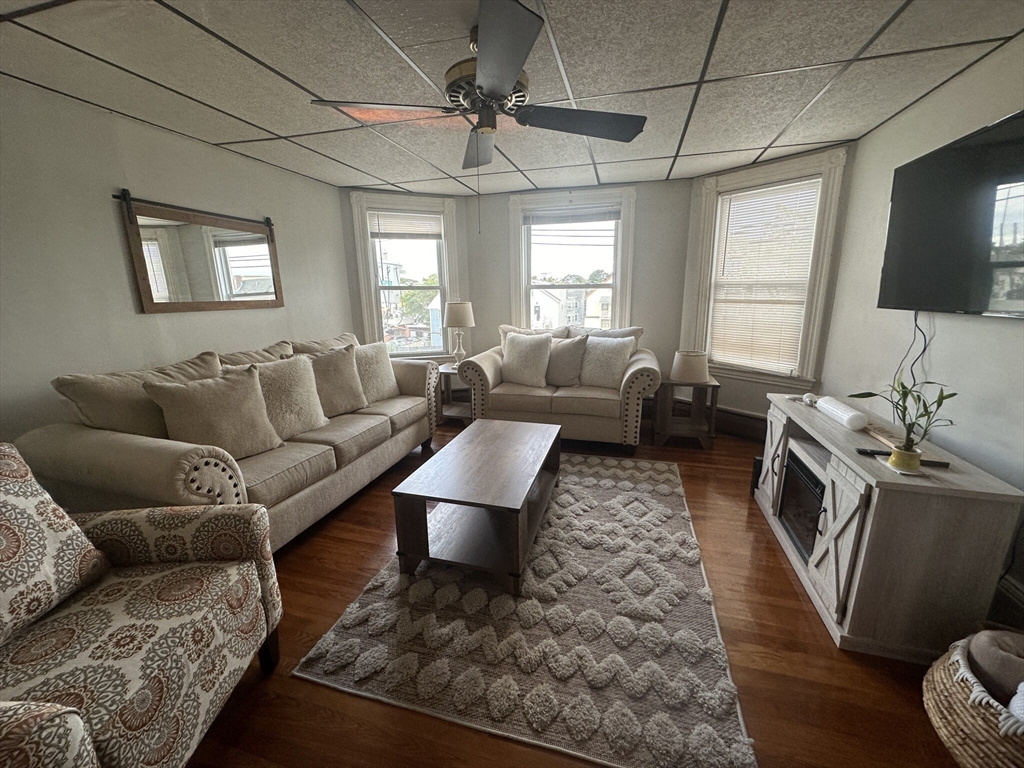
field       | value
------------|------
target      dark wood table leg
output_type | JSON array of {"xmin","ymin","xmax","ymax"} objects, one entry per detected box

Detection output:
[
  {"xmin": 543, "ymin": 434, "xmax": 560, "ymax": 486},
  {"xmin": 509, "ymin": 500, "xmax": 529, "ymax": 597},
  {"xmin": 708, "ymin": 386, "xmax": 719, "ymax": 439},
  {"xmin": 394, "ymin": 494, "xmax": 427, "ymax": 574},
  {"xmin": 692, "ymin": 385, "xmax": 709, "ymax": 449}
]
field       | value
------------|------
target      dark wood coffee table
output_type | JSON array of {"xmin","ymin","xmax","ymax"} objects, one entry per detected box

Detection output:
[{"xmin": 391, "ymin": 419, "xmax": 560, "ymax": 595}]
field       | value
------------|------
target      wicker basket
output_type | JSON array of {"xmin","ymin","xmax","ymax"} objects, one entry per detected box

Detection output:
[{"xmin": 923, "ymin": 647, "xmax": 1024, "ymax": 768}]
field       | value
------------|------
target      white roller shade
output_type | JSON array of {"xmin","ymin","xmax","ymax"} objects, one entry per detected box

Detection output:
[
  {"xmin": 368, "ymin": 210, "xmax": 443, "ymax": 239},
  {"xmin": 523, "ymin": 205, "xmax": 621, "ymax": 226},
  {"xmin": 707, "ymin": 178, "xmax": 821, "ymax": 376}
]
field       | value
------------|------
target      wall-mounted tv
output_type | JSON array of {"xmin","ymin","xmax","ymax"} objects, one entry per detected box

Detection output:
[{"xmin": 878, "ymin": 110, "xmax": 1024, "ymax": 317}]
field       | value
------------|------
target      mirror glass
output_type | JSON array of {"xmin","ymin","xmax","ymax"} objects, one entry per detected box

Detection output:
[{"xmin": 120, "ymin": 195, "xmax": 283, "ymax": 313}]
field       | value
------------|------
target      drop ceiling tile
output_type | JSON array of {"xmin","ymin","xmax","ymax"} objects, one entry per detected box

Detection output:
[
  {"xmin": 374, "ymin": 116, "xmax": 515, "ymax": 175},
  {"xmin": 707, "ymin": 0, "xmax": 902, "ymax": 79},
  {"xmin": 166, "ymin": 0, "xmax": 445, "ymax": 107},
  {"xmin": 865, "ymin": 0, "xmax": 1024, "ymax": 57},
  {"xmin": 227, "ymin": 139, "xmax": 381, "ymax": 187},
  {"xmin": 523, "ymin": 164, "xmax": 598, "ymax": 189},
  {"xmin": 576, "ymin": 86, "xmax": 696, "ymax": 163},
  {"xmin": 669, "ymin": 150, "xmax": 761, "ymax": 179},
  {"xmin": 294, "ymin": 128, "xmax": 446, "ymax": 183},
  {"xmin": 0, "ymin": 24, "xmax": 269, "ymax": 144},
  {"xmin": 0, "ymin": 0, "xmax": 43, "ymax": 13},
  {"xmin": 454, "ymin": 171, "xmax": 534, "ymax": 195},
  {"xmin": 362, "ymin": 184, "xmax": 407, "ymax": 192},
  {"xmin": 780, "ymin": 43, "xmax": 999, "ymax": 144},
  {"xmin": 399, "ymin": 178, "xmax": 475, "ymax": 196},
  {"xmin": 681, "ymin": 65, "xmax": 841, "ymax": 154},
  {"xmin": 757, "ymin": 142, "xmax": 842, "ymax": 162},
  {"xmin": 541, "ymin": 0, "xmax": 720, "ymax": 98},
  {"xmin": 20, "ymin": 0, "xmax": 353, "ymax": 137},
  {"xmin": 492, "ymin": 115, "xmax": 591, "ymax": 170},
  {"xmin": 597, "ymin": 158, "xmax": 672, "ymax": 183},
  {"xmin": 357, "ymin": 0, "xmax": 477, "ymax": 47}
]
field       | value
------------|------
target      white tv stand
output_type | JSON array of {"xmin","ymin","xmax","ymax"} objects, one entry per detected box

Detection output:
[{"xmin": 755, "ymin": 394, "xmax": 1023, "ymax": 663}]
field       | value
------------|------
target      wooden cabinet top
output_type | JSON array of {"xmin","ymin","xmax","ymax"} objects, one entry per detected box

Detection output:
[{"xmin": 768, "ymin": 394, "xmax": 1023, "ymax": 504}]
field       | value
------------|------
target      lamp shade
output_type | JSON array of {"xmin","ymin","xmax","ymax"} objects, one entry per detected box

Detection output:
[
  {"xmin": 670, "ymin": 351, "xmax": 709, "ymax": 383},
  {"xmin": 443, "ymin": 301, "xmax": 475, "ymax": 328}
]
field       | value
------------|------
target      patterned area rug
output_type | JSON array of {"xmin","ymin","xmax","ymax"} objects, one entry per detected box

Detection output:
[{"xmin": 294, "ymin": 455, "xmax": 756, "ymax": 768}]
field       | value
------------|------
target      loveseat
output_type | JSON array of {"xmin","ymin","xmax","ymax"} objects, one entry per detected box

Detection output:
[
  {"xmin": 458, "ymin": 325, "xmax": 661, "ymax": 446},
  {"xmin": 15, "ymin": 334, "xmax": 439, "ymax": 552},
  {"xmin": 0, "ymin": 443, "xmax": 281, "ymax": 768}
]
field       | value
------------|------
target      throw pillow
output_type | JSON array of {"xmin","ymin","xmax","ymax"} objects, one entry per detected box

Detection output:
[
  {"xmin": 143, "ymin": 366, "xmax": 283, "ymax": 459},
  {"xmin": 546, "ymin": 335, "xmax": 588, "ymax": 387},
  {"xmin": 569, "ymin": 325, "xmax": 644, "ymax": 354},
  {"xmin": 291, "ymin": 333, "xmax": 360, "ymax": 354},
  {"xmin": 579, "ymin": 336, "xmax": 635, "ymax": 389},
  {"xmin": 52, "ymin": 351, "xmax": 222, "ymax": 438},
  {"xmin": 502, "ymin": 332, "xmax": 552, "ymax": 388},
  {"xmin": 498, "ymin": 324, "xmax": 569, "ymax": 349},
  {"xmin": 224, "ymin": 356, "xmax": 329, "ymax": 440},
  {"xmin": 0, "ymin": 443, "xmax": 109, "ymax": 644},
  {"xmin": 306, "ymin": 345, "xmax": 369, "ymax": 417},
  {"xmin": 219, "ymin": 340, "xmax": 293, "ymax": 366},
  {"xmin": 354, "ymin": 342, "xmax": 401, "ymax": 404}
]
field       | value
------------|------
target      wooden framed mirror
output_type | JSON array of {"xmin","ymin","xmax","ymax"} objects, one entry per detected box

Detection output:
[{"xmin": 117, "ymin": 189, "xmax": 284, "ymax": 313}]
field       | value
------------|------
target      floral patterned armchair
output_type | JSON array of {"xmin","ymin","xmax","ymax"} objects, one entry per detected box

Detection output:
[{"xmin": 0, "ymin": 443, "xmax": 282, "ymax": 768}]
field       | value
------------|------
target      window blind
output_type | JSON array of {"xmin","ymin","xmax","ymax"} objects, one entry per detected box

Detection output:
[
  {"xmin": 141, "ymin": 239, "xmax": 170, "ymax": 301},
  {"xmin": 707, "ymin": 178, "xmax": 821, "ymax": 376},
  {"xmin": 368, "ymin": 210, "xmax": 443, "ymax": 239},
  {"xmin": 523, "ymin": 205, "xmax": 621, "ymax": 226}
]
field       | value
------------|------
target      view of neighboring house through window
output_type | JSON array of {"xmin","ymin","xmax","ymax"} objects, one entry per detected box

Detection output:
[
  {"xmin": 989, "ymin": 181, "xmax": 1024, "ymax": 313},
  {"xmin": 369, "ymin": 210, "xmax": 445, "ymax": 355},
  {"xmin": 707, "ymin": 178, "xmax": 822, "ymax": 376},
  {"xmin": 211, "ymin": 230, "xmax": 275, "ymax": 301}
]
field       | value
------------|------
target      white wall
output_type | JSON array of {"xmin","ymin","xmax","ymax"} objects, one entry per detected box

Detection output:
[
  {"xmin": 460, "ymin": 179, "xmax": 693, "ymax": 369},
  {"xmin": 822, "ymin": 36, "xmax": 1024, "ymax": 492},
  {"xmin": 0, "ymin": 76, "xmax": 357, "ymax": 441}
]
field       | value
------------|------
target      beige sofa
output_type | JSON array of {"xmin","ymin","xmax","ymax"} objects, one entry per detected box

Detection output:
[
  {"xmin": 15, "ymin": 337, "xmax": 439, "ymax": 552},
  {"xmin": 458, "ymin": 343, "xmax": 660, "ymax": 446}
]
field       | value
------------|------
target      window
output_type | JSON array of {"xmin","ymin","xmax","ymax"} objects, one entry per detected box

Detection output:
[
  {"xmin": 211, "ymin": 230, "xmax": 275, "ymax": 301},
  {"xmin": 510, "ymin": 188, "xmax": 635, "ymax": 330},
  {"xmin": 141, "ymin": 239, "xmax": 170, "ymax": 302},
  {"xmin": 692, "ymin": 149, "xmax": 846, "ymax": 385},
  {"xmin": 351, "ymin": 192, "xmax": 459, "ymax": 357}
]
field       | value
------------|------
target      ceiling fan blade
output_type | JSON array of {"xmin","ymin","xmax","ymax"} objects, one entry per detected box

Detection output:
[
  {"xmin": 310, "ymin": 100, "xmax": 445, "ymax": 112},
  {"xmin": 514, "ymin": 105, "xmax": 647, "ymax": 142},
  {"xmin": 476, "ymin": 0, "xmax": 544, "ymax": 100},
  {"xmin": 462, "ymin": 130, "xmax": 495, "ymax": 170}
]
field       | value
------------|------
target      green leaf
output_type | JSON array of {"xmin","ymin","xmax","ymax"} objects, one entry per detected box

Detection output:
[{"xmin": 848, "ymin": 392, "xmax": 877, "ymax": 398}]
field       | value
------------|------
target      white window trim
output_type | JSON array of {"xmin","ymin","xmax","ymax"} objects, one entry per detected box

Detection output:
[
  {"xmin": 351, "ymin": 191, "xmax": 460, "ymax": 356},
  {"xmin": 508, "ymin": 186, "xmax": 636, "ymax": 329},
  {"xmin": 692, "ymin": 148, "xmax": 846, "ymax": 387}
]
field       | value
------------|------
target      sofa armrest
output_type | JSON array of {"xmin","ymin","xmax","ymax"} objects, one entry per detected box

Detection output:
[
  {"xmin": 391, "ymin": 359, "xmax": 440, "ymax": 436},
  {"xmin": 0, "ymin": 700, "xmax": 100, "ymax": 768},
  {"xmin": 619, "ymin": 348, "xmax": 662, "ymax": 446},
  {"xmin": 15, "ymin": 423, "xmax": 247, "ymax": 510},
  {"xmin": 76, "ymin": 504, "xmax": 282, "ymax": 634},
  {"xmin": 458, "ymin": 346, "xmax": 503, "ymax": 420}
]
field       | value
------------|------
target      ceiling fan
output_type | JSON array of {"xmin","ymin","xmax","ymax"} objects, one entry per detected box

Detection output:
[{"xmin": 312, "ymin": 0, "xmax": 647, "ymax": 170}]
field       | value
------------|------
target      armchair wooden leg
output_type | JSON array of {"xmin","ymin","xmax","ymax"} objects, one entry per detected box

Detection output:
[
  {"xmin": 258, "ymin": 627, "xmax": 279, "ymax": 674},
  {"xmin": 623, "ymin": 444, "xmax": 638, "ymax": 457},
  {"xmin": 421, "ymin": 438, "xmax": 433, "ymax": 454}
]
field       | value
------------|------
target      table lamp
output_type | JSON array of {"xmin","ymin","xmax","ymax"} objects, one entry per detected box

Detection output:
[
  {"xmin": 670, "ymin": 350, "xmax": 709, "ymax": 383},
  {"xmin": 443, "ymin": 301, "xmax": 475, "ymax": 363}
]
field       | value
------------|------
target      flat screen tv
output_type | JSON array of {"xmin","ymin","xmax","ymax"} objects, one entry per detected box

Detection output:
[{"xmin": 878, "ymin": 110, "xmax": 1024, "ymax": 317}]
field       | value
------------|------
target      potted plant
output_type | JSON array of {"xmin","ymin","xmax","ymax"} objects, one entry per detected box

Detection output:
[{"xmin": 849, "ymin": 372, "xmax": 957, "ymax": 472}]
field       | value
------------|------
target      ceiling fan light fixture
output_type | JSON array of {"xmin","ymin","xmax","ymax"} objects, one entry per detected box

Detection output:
[{"xmin": 444, "ymin": 58, "xmax": 528, "ymax": 112}]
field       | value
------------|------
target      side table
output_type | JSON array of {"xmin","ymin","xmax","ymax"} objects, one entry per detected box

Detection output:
[
  {"xmin": 438, "ymin": 363, "xmax": 472, "ymax": 424},
  {"xmin": 653, "ymin": 375, "xmax": 720, "ymax": 449}
]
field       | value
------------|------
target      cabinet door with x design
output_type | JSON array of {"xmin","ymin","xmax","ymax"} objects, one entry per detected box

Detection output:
[{"xmin": 807, "ymin": 458, "xmax": 871, "ymax": 625}]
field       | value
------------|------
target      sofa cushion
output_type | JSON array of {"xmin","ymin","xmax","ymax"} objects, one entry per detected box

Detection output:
[
  {"xmin": 499, "ymin": 324, "xmax": 569, "ymax": 348},
  {"xmin": 0, "ymin": 444, "xmax": 109, "ymax": 644},
  {"xmin": 235, "ymin": 442, "xmax": 336, "ymax": 507},
  {"xmin": 218, "ymin": 340, "xmax": 293, "ymax": 366},
  {"xmin": 52, "ymin": 351, "xmax": 221, "ymax": 438},
  {"xmin": 502, "ymin": 332, "xmax": 552, "ymax": 388},
  {"xmin": 552, "ymin": 386, "xmax": 621, "ymax": 418},
  {"xmin": 306, "ymin": 345, "xmax": 368, "ymax": 417},
  {"xmin": 224, "ymin": 356, "xmax": 328, "ymax": 441},
  {"xmin": 546, "ymin": 335, "xmax": 588, "ymax": 387},
  {"xmin": 570, "ymin": 325, "xmax": 644, "ymax": 354},
  {"xmin": 290, "ymin": 414, "xmax": 391, "ymax": 467},
  {"xmin": 489, "ymin": 383, "xmax": 556, "ymax": 413},
  {"xmin": 144, "ymin": 367, "xmax": 284, "ymax": 460},
  {"xmin": 357, "ymin": 396, "xmax": 428, "ymax": 435},
  {"xmin": 354, "ymin": 343, "xmax": 401, "ymax": 404},
  {"xmin": 0, "ymin": 560, "xmax": 266, "ymax": 768},
  {"xmin": 579, "ymin": 336, "xmax": 634, "ymax": 389},
  {"xmin": 290, "ymin": 333, "xmax": 360, "ymax": 354}
]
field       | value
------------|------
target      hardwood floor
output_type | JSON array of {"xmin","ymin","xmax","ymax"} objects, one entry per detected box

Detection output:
[{"xmin": 187, "ymin": 423, "xmax": 956, "ymax": 768}]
